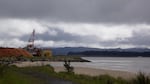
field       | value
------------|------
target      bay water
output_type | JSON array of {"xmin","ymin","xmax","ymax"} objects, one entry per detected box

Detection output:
[
  {"xmin": 50, "ymin": 57, "xmax": 150, "ymax": 74},
  {"xmin": 82, "ymin": 57, "xmax": 150, "ymax": 74}
]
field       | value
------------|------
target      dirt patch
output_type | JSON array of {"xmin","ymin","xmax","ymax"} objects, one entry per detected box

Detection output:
[{"xmin": 0, "ymin": 48, "xmax": 32, "ymax": 57}]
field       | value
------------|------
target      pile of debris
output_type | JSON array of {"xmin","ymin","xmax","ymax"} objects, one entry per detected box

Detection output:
[{"xmin": 0, "ymin": 48, "xmax": 32, "ymax": 58}]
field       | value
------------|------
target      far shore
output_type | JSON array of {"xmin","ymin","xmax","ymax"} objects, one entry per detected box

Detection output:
[{"xmin": 13, "ymin": 61, "xmax": 137, "ymax": 79}]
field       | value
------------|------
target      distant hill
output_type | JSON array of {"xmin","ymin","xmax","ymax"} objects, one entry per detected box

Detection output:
[
  {"xmin": 68, "ymin": 51, "xmax": 150, "ymax": 57},
  {"xmin": 50, "ymin": 47, "xmax": 100, "ymax": 55},
  {"xmin": 44, "ymin": 47, "xmax": 150, "ymax": 56}
]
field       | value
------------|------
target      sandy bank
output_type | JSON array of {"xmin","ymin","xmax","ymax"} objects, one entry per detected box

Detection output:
[
  {"xmin": 13, "ymin": 61, "xmax": 136, "ymax": 79},
  {"xmin": 53, "ymin": 66, "xmax": 136, "ymax": 79}
]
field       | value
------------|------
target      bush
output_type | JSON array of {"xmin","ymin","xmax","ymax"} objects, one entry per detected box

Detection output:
[
  {"xmin": 0, "ymin": 63, "xmax": 9, "ymax": 77},
  {"xmin": 131, "ymin": 72, "xmax": 150, "ymax": 84}
]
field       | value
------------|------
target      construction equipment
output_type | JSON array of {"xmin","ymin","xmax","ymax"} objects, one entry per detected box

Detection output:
[
  {"xmin": 25, "ymin": 29, "xmax": 52, "ymax": 58},
  {"xmin": 25, "ymin": 29, "xmax": 41, "ymax": 56},
  {"xmin": 27, "ymin": 29, "xmax": 35, "ymax": 50}
]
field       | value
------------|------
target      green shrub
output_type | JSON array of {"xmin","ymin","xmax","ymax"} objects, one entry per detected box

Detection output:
[{"xmin": 131, "ymin": 72, "xmax": 150, "ymax": 84}]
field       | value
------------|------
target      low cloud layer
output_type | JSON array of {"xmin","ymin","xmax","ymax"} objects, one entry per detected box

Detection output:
[
  {"xmin": 0, "ymin": 0, "xmax": 150, "ymax": 48},
  {"xmin": 0, "ymin": 19, "xmax": 150, "ymax": 48}
]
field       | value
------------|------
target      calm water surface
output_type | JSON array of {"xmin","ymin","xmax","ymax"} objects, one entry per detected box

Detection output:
[
  {"xmin": 50, "ymin": 57, "xmax": 150, "ymax": 74},
  {"xmin": 82, "ymin": 57, "xmax": 150, "ymax": 74}
]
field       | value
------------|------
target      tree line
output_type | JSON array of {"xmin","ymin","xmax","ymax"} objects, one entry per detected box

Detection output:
[{"xmin": 68, "ymin": 51, "xmax": 150, "ymax": 57}]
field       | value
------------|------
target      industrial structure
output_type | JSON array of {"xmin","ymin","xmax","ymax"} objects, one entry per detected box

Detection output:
[
  {"xmin": 25, "ymin": 29, "xmax": 41, "ymax": 56},
  {"xmin": 25, "ymin": 29, "xmax": 52, "ymax": 57},
  {"xmin": 0, "ymin": 30, "xmax": 52, "ymax": 59}
]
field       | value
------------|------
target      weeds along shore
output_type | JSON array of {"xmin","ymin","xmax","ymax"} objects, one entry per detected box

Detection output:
[{"xmin": 0, "ymin": 63, "xmax": 150, "ymax": 84}]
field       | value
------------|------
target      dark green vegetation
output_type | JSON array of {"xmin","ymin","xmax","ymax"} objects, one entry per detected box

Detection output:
[
  {"xmin": 54, "ymin": 72, "xmax": 150, "ymax": 84},
  {"xmin": 0, "ymin": 64, "xmax": 43, "ymax": 84},
  {"xmin": 132, "ymin": 72, "xmax": 150, "ymax": 84},
  {"xmin": 0, "ymin": 64, "xmax": 74, "ymax": 84},
  {"xmin": 0, "ymin": 64, "xmax": 150, "ymax": 84}
]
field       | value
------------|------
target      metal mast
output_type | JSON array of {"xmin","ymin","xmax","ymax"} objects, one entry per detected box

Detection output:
[
  {"xmin": 27, "ymin": 29, "xmax": 35, "ymax": 49},
  {"xmin": 26, "ymin": 29, "xmax": 41, "ymax": 56}
]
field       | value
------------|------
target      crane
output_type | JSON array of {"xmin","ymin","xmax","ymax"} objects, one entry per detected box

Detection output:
[
  {"xmin": 25, "ymin": 29, "xmax": 52, "ymax": 58},
  {"xmin": 26, "ymin": 29, "xmax": 41, "ymax": 56},
  {"xmin": 27, "ymin": 29, "xmax": 35, "ymax": 49}
]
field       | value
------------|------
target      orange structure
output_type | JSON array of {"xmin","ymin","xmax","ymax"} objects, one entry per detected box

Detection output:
[{"xmin": 0, "ymin": 48, "xmax": 32, "ymax": 58}]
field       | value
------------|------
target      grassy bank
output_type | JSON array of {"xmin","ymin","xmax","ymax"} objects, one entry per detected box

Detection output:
[
  {"xmin": 0, "ymin": 64, "xmax": 150, "ymax": 84},
  {"xmin": 0, "ymin": 65, "xmax": 43, "ymax": 84}
]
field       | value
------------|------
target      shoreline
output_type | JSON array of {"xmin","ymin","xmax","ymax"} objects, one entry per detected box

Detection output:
[
  {"xmin": 53, "ymin": 66, "xmax": 136, "ymax": 79},
  {"xmin": 13, "ymin": 61, "xmax": 137, "ymax": 79}
]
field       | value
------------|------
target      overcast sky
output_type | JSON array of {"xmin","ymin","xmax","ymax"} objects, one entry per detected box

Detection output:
[{"xmin": 0, "ymin": 0, "xmax": 150, "ymax": 48}]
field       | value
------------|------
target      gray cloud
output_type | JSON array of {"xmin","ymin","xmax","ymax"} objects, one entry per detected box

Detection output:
[
  {"xmin": 122, "ymin": 30, "xmax": 150, "ymax": 47},
  {"xmin": 0, "ymin": 0, "xmax": 150, "ymax": 23},
  {"xmin": 0, "ymin": 0, "xmax": 150, "ymax": 48},
  {"xmin": 20, "ymin": 26, "xmax": 99, "ymax": 44},
  {"xmin": 15, "ymin": 22, "xmax": 150, "ymax": 48}
]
